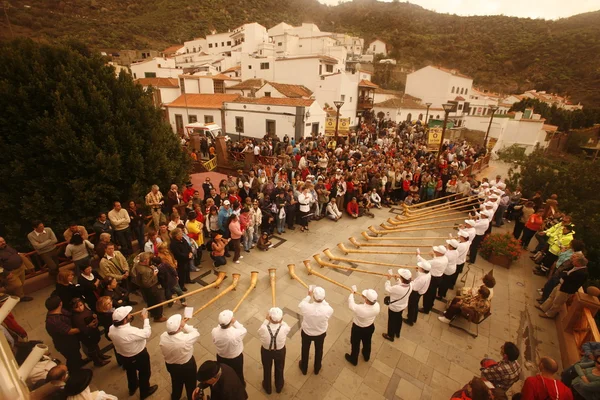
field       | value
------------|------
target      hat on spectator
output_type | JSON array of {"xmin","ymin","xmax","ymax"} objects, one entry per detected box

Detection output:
[
  {"xmin": 112, "ymin": 306, "xmax": 132, "ymax": 322},
  {"xmin": 197, "ymin": 361, "xmax": 220, "ymax": 382},
  {"xmin": 223, "ymin": 200, "xmax": 231, "ymax": 206},
  {"xmin": 362, "ymin": 289, "xmax": 378, "ymax": 302}
]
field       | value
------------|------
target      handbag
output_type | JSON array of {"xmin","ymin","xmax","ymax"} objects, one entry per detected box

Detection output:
[{"xmin": 384, "ymin": 287, "xmax": 410, "ymax": 306}]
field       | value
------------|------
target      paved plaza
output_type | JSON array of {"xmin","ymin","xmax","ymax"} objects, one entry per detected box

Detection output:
[{"xmin": 14, "ymin": 162, "xmax": 562, "ymax": 400}]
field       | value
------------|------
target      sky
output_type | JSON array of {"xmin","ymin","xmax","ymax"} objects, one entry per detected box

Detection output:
[{"xmin": 318, "ymin": 0, "xmax": 600, "ymax": 19}]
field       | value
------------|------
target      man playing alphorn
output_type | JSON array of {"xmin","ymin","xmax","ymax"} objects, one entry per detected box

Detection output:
[
  {"xmin": 298, "ymin": 286, "xmax": 333, "ymax": 375},
  {"xmin": 345, "ymin": 287, "xmax": 380, "ymax": 366}
]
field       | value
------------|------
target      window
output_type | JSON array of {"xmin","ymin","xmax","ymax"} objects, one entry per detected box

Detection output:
[
  {"xmin": 350, "ymin": 97, "xmax": 353, "ymax": 102},
  {"xmin": 266, "ymin": 120, "xmax": 276, "ymax": 136},
  {"xmin": 326, "ymin": 64, "xmax": 334, "ymax": 73},
  {"xmin": 260, "ymin": 62, "xmax": 270, "ymax": 70},
  {"xmin": 204, "ymin": 115, "xmax": 214, "ymax": 123},
  {"xmin": 458, "ymin": 104, "xmax": 463, "ymax": 110},
  {"xmin": 341, "ymin": 95, "xmax": 346, "ymax": 101},
  {"xmin": 213, "ymin": 80, "xmax": 224, "ymax": 94},
  {"xmin": 248, "ymin": 65, "xmax": 252, "ymax": 69},
  {"xmin": 215, "ymin": 43, "xmax": 218, "ymax": 48},
  {"xmin": 209, "ymin": 43, "xmax": 213, "ymax": 48},
  {"xmin": 264, "ymin": 92, "xmax": 271, "ymax": 97},
  {"xmin": 451, "ymin": 86, "xmax": 455, "ymax": 93},
  {"xmin": 179, "ymin": 78, "xmax": 185, "ymax": 93},
  {"xmin": 133, "ymin": 73, "xmax": 137, "ymax": 79},
  {"xmin": 193, "ymin": 47, "xmax": 196, "ymax": 53},
  {"xmin": 144, "ymin": 72, "xmax": 156, "ymax": 78},
  {"xmin": 157, "ymin": 64, "xmax": 161, "ymax": 68},
  {"xmin": 235, "ymin": 117, "xmax": 244, "ymax": 133},
  {"xmin": 221, "ymin": 42, "xmax": 224, "ymax": 46},
  {"xmin": 465, "ymin": 89, "xmax": 468, "ymax": 95},
  {"xmin": 418, "ymin": 113, "xmax": 423, "ymax": 121},
  {"xmin": 278, "ymin": 42, "xmax": 283, "ymax": 46},
  {"xmin": 188, "ymin": 115, "xmax": 197, "ymax": 123},
  {"xmin": 227, "ymin": 41, "xmax": 231, "ymax": 46},
  {"xmin": 460, "ymin": 88, "xmax": 464, "ymax": 95}
]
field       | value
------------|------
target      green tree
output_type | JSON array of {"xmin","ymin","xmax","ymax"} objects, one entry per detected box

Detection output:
[{"xmin": 0, "ymin": 39, "xmax": 190, "ymax": 249}]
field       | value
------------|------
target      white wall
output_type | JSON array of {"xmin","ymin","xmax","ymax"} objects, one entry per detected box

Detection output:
[
  {"xmin": 405, "ymin": 66, "xmax": 473, "ymax": 109},
  {"xmin": 161, "ymin": 87, "xmax": 181, "ymax": 105},
  {"xmin": 130, "ymin": 57, "xmax": 180, "ymax": 79},
  {"xmin": 463, "ymin": 115, "xmax": 548, "ymax": 154},
  {"xmin": 367, "ymin": 40, "xmax": 387, "ymax": 56},
  {"xmin": 313, "ymin": 72, "xmax": 359, "ymax": 126},
  {"xmin": 167, "ymin": 106, "xmax": 223, "ymax": 133}
]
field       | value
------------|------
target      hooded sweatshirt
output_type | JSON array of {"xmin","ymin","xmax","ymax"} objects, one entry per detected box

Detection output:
[{"xmin": 521, "ymin": 375, "xmax": 573, "ymax": 400}]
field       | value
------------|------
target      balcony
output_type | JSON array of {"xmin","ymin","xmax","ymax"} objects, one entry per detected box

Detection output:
[{"xmin": 357, "ymin": 96, "xmax": 374, "ymax": 111}]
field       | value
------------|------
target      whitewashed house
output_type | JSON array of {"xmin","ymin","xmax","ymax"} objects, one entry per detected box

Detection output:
[
  {"xmin": 135, "ymin": 78, "xmax": 181, "ymax": 107},
  {"xmin": 130, "ymin": 57, "xmax": 182, "ymax": 79},
  {"xmin": 165, "ymin": 94, "xmax": 241, "ymax": 135},
  {"xmin": 366, "ymin": 40, "xmax": 387, "ymax": 56},
  {"xmin": 373, "ymin": 96, "xmax": 443, "ymax": 124},
  {"xmin": 178, "ymin": 74, "xmax": 241, "ymax": 95}
]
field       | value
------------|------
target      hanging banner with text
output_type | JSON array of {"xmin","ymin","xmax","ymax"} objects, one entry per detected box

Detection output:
[
  {"xmin": 428, "ymin": 127, "xmax": 442, "ymax": 146},
  {"xmin": 324, "ymin": 117, "xmax": 350, "ymax": 136}
]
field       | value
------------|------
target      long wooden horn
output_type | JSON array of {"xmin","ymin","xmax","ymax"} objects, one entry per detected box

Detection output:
[
  {"xmin": 192, "ymin": 273, "xmax": 240, "ymax": 317},
  {"xmin": 131, "ymin": 271, "xmax": 227, "ymax": 316},
  {"xmin": 351, "ymin": 236, "xmax": 426, "ymax": 248},
  {"xmin": 338, "ymin": 242, "xmax": 415, "ymax": 255},
  {"xmin": 314, "ymin": 254, "xmax": 416, "ymax": 276},
  {"xmin": 303, "ymin": 260, "xmax": 365, "ymax": 298},
  {"xmin": 382, "ymin": 216, "xmax": 464, "ymax": 230},
  {"xmin": 403, "ymin": 192, "xmax": 459, "ymax": 208},
  {"xmin": 393, "ymin": 206, "xmax": 472, "ymax": 224},
  {"xmin": 269, "ymin": 268, "xmax": 277, "ymax": 307},
  {"xmin": 404, "ymin": 196, "xmax": 477, "ymax": 215},
  {"xmin": 398, "ymin": 201, "xmax": 475, "ymax": 219},
  {"xmin": 361, "ymin": 231, "xmax": 448, "ymax": 241},
  {"xmin": 323, "ymin": 248, "xmax": 402, "ymax": 268},
  {"xmin": 371, "ymin": 224, "xmax": 457, "ymax": 235},
  {"xmin": 404, "ymin": 193, "xmax": 473, "ymax": 210},
  {"xmin": 288, "ymin": 264, "xmax": 308, "ymax": 289},
  {"xmin": 232, "ymin": 271, "xmax": 259, "ymax": 312}
]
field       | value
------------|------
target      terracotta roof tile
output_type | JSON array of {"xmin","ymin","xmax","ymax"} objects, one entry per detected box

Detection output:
[
  {"xmin": 359, "ymin": 79, "xmax": 379, "ymax": 88},
  {"xmin": 167, "ymin": 94, "xmax": 240, "ymax": 109},
  {"xmin": 211, "ymin": 73, "xmax": 241, "ymax": 81},
  {"xmin": 230, "ymin": 97, "xmax": 314, "ymax": 107},
  {"xmin": 374, "ymin": 97, "xmax": 427, "ymax": 110},
  {"xmin": 277, "ymin": 55, "xmax": 338, "ymax": 63},
  {"xmin": 135, "ymin": 78, "xmax": 179, "ymax": 88},
  {"xmin": 267, "ymin": 82, "xmax": 312, "ymax": 98},
  {"xmin": 454, "ymin": 96, "xmax": 466, "ymax": 101},
  {"xmin": 223, "ymin": 66, "xmax": 241, "ymax": 73},
  {"xmin": 227, "ymin": 79, "xmax": 267, "ymax": 90},
  {"xmin": 163, "ymin": 45, "xmax": 183, "ymax": 55}
]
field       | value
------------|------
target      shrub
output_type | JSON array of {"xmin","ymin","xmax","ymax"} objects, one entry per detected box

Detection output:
[{"xmin": 480, "ymin": 233, "xmax": 522, "ymax": 262}]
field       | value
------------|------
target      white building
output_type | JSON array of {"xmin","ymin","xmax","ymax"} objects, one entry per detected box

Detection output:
[
  {"xmin": 179, "ymin": 73, "xmax": 241, "ymax": 95},
  {"xmin": 366, "ymin": 40, "xmax": 388, "ymax": 56},
  {"xmin": 135, "ymin": 77, "xmax": 181, "ymax": 107},
  {"xmin": 373, "ymin": 96, "xmax": 443, "ymax": 124},
  {"xmin": 130, "ymin": 57, "xmax": 182, "ymax": 79},
  {"xmin": 166, "ymin": 94, "xmax": 241, "ymax": 135}
]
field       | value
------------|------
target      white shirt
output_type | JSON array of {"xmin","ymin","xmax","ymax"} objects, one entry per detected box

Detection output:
[
  {"xmin": 444, "ymin": 249, "xmax": 459, "ymax": 275},
  {"xmin": 456, "ymin": 241, "xmax": 470, "ymax": 264},
  {"xmin": 411, "ymin": 272, "xmax": 431, "ymax": 295},
  {"xmin": 348, "ymin": 294, "xmax": 380, "ymax": 327},
  {"xmin": 474, "ymin": 218, "xmax": 490, "ymax": 235},
  {"xmin": 211, "ymin": 321, "xmax": 246, "ymax": 359},
  {"xmin": 298, "ymin": 296, "xmax": 334, "ymax": 336},
  {"xmin": 464, "ymin": 227, "xmax": 476, "ymax": 242},
  {"xmin": 418, "ymin": 255, "xmax": 447, "ymax": 277},
  {"xmin": 159, "ymin": 324, "xmax": 200, "ymax": 364},
  {"xmin": 257, "ymin": 320, "xmax": 291, "ymax": 350},
  {"xmin": 28, "ymin": 356, "xmax": 58, "ymax": 387},
  {"xmin": 144, "ymin": 237, "xmax": 163, "ymax": 254},
  {"xmin": 108, "ymin": 319, "xmax": 151, "ymax": 357},
  {"xmin": 384, "ymin": 280, "xmax": 412, "ymax": 312},
  {"xmin": 298, "ymin": 193, "xmax": 312, "ymax": 212}
]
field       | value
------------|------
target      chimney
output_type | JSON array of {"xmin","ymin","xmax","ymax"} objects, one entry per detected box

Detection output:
[{"xmin": 514, "ymin": 111, "xmax": 523, "ymax": 121}]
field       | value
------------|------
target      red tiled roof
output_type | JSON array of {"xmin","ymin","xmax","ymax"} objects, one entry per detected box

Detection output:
[
  {"xmin": 267, "ymin": 82, "xmax": 313, "ymax": 98},
  {"xmin": 277, "ymin": 55, "xmax": 338, "ymax": 64},
  {"xmin": 163, "ymin": 45, "xmax": 183, "ymax": 55},
  {"xmin": 135, "ymin": 78, "xmax": 179, "ymax": 88},
  {"xmin": 230, "ymin": 97, "xmax": 314, "ymax": 107},
  {"xmin": 227, "ymin": 79, "xmax": 266, "ymax": 90},
  {"xmin": 223, "ymin": 66, "xmax": 241, "ymax": 73},
  {"xmin": 373, "ymin": 97, "xmax": 427, "ymax": 110},
  {"xmin": 359, "ymin": 79, "xmax": 379, "ymax": 88},
  {"xmin": 167, "ymin": 94, "xmax": 240, "ymax": 109},
  {"xmin": 211, "ymin": 73, "xmax": 241, "ymax": 81},
  {"xmin": 454, "ymin": 96, "xmax": 465, "ymax": 101},
  {"xmin": 543, "ymin": 124, "xmax": 558, "ymax": 132}
]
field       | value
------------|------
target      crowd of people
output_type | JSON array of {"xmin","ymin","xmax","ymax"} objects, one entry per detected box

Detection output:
[{"xmin": 0, "ymin": 121, "xmax": 594, "ymax": 400}]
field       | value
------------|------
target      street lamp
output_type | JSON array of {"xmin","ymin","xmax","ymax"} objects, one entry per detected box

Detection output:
[
  {"xmin": 333, "ymin": 100, "xmax": 344, "ymax": 143},
  {"xmin": 425, "ymin": 102, "xmax": 432, "ymax": 125},
  {"xmin": 437, "ymin": 103, "xmax": 454, "ymax": 155},
  {"xmin": 484, "ymin": 105, "xmax": 499, "ymax": 153}
]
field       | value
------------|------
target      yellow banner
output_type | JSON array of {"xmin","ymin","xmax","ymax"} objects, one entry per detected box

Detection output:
[
  {"xmin": 428, "ymin": 127, "xmax": 442, "ymax": 145},
  {"xmin": 325, "ymin": 117, "xmax": 336, "ymax": 135},
  {"xmin": 203, "ymin": 157, "xmax": 217, "ymax": 171},
  {"xmin": 324, "ymin": 117, "xmax": 350, "ymax": 136},
  {"xmin": 339, "ymin": 118, "xmax": 350, "ymax": 133}
]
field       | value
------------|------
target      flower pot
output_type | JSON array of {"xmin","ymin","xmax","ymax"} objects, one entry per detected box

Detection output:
[{"xmin": 486, "ymin": 254, "xmax": 512, "ymax": 269}]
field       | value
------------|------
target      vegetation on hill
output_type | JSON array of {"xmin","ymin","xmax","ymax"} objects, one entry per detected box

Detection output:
[
  {"xmin": 0, "ymin": 39, "xmax": 190, "ymax": 248},
  {"xmin": 510, "ymin": 99, "xmax": 600, "ymax": 131},
  {"xmin": 1, "ymin": 0, "xmax": 600, "ymax": 107}
]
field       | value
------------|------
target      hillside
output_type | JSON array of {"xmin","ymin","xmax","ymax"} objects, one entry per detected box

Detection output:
[{"xmin": 2, "ymin": 0, "xmax": 600, "ymax": 107}]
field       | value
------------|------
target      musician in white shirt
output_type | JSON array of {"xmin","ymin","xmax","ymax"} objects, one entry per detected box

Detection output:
[
  {"xmin": 404, "ymin": 259, "xmax": 431, "ymax": 326},
  {"xmin": 382, "ymin": 269, "xmax": 412, "ymax": 342},
  {"xmin": 418, "ymin": 246, "xmax": 448, "ymax": 314},
  {"xmin": 450, "ymin": 231, "xmax": 471, "ymax": 288},
  {"xmin": 108, "ymin": 306, "xmax": 158, "ymax": 398},
  {"xmin": 159, "ymin": 314, "xmax": 199, "ymax": 400},
  {"xmin": 345, "ymin": 287, "xmax": 380, "ymax": 366},
  {"xmin": 211, "ymin": 310, "xmax": 247, "ymax": 387},
  {"xmin": 468, "ymin": 211, "xmax": 491, "ymax": 264},
  {"xmin": 257, "ymin": 307, "xmax": 291, "ymax": 394},
  {"xmin": 298, "ymin": 286, "xmax": 334, "ymax": 375},
  {"xmin": 438, "ymin": 240, "xmax": 459, "ymax": 299}
]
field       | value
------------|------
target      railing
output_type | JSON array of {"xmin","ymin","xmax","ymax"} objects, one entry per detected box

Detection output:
[
  {"xmin": 574, "ymin": 308, "xmax": 600, "ymax": 349},
  {"xmin": 228, "ymin": 151, "xmax": 246, "ymax": 162},
  {"xmin": 255, "ymin": 155, "xmax": 277, "ymax": 166},
  {"xmin": 203, "ymin": 157, "xmax": 217, "ymax": 172}
]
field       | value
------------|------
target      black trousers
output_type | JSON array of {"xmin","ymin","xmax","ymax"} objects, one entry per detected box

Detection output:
[
  {"xmin": 217, "ymin": 353, "xmax": 245, "ymax": 387},
  {"xmin": 176, "ymin": 259, "xmax": 191, "ymax": 289},
  {"xmin": 513, "ymin": 221, "xmax": 525, "ymax": 240},
  {"xmin": 300, "ymin": 330, "xmax": 326, "ymax": 374},
  {"xmin": 114, "ymin": 228, "xmax": 132, "ymax": 255},
  {"xmin": 450, "ymin": 263, "xmax": 465, "ymax": 289},
  {"xmin": 406, "ymin": 291, "xmax": 422, "ymax": 324},
  {"xmin": 422, "ymin": 275, "xmax": 442, "ymax": 313},
  {"xmin": 437, "ymin": 273, "xmax": 454, "ymax": 298},
  {"xmin": 521, "ymin": 227, "xmax": 537, "ymax": 249},
  {"xmin": 468, "ymin": 234, "xmax": 484, "ymax": 264},
  {"xmin": 121, "ymin": 348, "xmax": 152, "ymax": 396},
  {"xmin": 166, "ymin": 356, "xmax": 197, "ymax": 400},
  {"xmin": 349, "ymin": 323, "xmax": 375, "ymax": 364},
  {"xmin": 386, "ymin": 308, "xmax": 404, "ymax": 339},
  {"xmin": 261, "ymin": 346, "xmax": 286, "ymax": 393},
  {"xmin": 55, "ymin": 340, "xmax": 83, "ymax": 371},
  {"xmin": 140, "ymin": 284, "xmax": 164, "ymax": 319}
]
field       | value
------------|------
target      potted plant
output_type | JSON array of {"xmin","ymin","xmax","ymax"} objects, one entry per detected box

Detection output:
[{"xmin": 479, "ymin": 233, "xmax": 521, "ymax": 268}]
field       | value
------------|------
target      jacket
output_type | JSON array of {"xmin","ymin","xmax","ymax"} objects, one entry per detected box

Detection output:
[
  {"xmin": 548, "ymin": 230, "xmax": 574, "ymax": 256},
  {"xmin": 559, "ymin": 267, "xmax": 588, "ymax": 294},
  {"xmin": 170, "ymin": 238, "xmax": 192, "ymax": 264},
  {"xmin": 135, "ymin": 263, "xmax": 159, "ymax": 288},
  {"xmin": 98, "ymin": 251, "xmax": 129, "ymax": 281}
]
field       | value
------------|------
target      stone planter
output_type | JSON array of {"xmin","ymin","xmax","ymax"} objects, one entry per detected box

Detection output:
[{"xmin": 486, "ymin": 254, "xmax": 512, "ymax": 269}]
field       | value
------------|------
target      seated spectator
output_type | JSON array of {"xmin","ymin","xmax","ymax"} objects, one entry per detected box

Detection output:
[
  {"xmin": 15, "ymin": 340, "xmax": 59, "ymax": 389},
  {"xmin": 326, "ymin": 197, "xmax": 342, "ymax": 221},
  {"xmin": 98, "ymin": 243, "xmax": 130, "ymax": 286},
  {"xmin": 451, "ymin": 376, "xmax": 494, "ymax": 400},
  {"xmin": 370, "ymin": 189, "xmax": 382, "ymax": 209},
  {"xmin": 63, "ymin": 223, "xmax": 89, "ymax": 243},
  {"xmin": 257, "ymin": 232, "xmax": 272, "ymax": 251},
  {"xmin": 519, "ymin": 356, "xmax": 572, "ymax": 400},
  {"xmin": 347, "ymin": 197, "xmax": 360, "ymax": 218},
  {"xmin": 210, "ymin": 234, "xmax": 229, "ymax": 272},
  {"xmin": 566, "ymin": 349, "xmax": 600, "ymax": 399},
  {"xmin": 438, "ymin": 286, "xmax": 491, "ymax": 324},
  {"xmin": 537, "ymin": 240, "xmax": 585, "ymax": 302},
  {"xmin": 480, "ymin": 342, "xmax": 521, "ymax": 393}
]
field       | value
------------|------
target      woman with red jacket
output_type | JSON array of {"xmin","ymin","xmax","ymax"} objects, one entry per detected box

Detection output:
[{"xmin": 521, "ymin": 209, "xmax": 544, "ymax": 249}]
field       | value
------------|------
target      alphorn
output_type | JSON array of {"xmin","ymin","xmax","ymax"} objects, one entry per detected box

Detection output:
[
  {"xmin": 269, "ymin": 268, "xmax": 277, "ymax": 307},
  {"xmin": 383, "ymin": 216, "xmax": 465, "ymax": 230},
  {"xmin": 404, "ymin": 196, "xmax": 477, "ymax": 215},
  {"xmin": 192, "ymin": 274, "xmax": 240, "ymax": 317},
  {"xmin": 288, "ymin": 264, "xmax": 309, "ymax": 289},
  {"xmin": 323, "ymin": 248, "xmax": 403, "ymax": 268},
  {"xmin": 232, "ymin": 271, "xmax": 259, "ymax": 312},
  {"xmin": 350, "ymin": 237, "xmax": 422, "ymax": 248},
  {"xmin": 303, "ymin": 260, "xmax": 366, "ymax": 298},
  {"xmin": 131, "ymin": 271, "xmax": 227, "ymax": 316},
  {"xmin": 395, "ymin": 204, "xmax": 474, "ymax": 222},
  {"xmin": 338, "ymin": 242, "xmax": 415, "ymax": 256},
  {"xmin": 313, "ymin": 254, "xmax": 414, "ymax": 278},
  {"xmin": 370, "ymin": 224, "xmax": 457, "ymax": 235},
  {"xmin": 361, "ymin": 231, "xmax": 449, "ymax": 241},
  {"xmin": 402, "ymin": 192, "xmax": 459, "ymax": 208}
]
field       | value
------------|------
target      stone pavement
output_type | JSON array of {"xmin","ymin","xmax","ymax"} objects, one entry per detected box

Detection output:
[{"xmin": 14, "ymin": 163, "xmax": 563, "ymax": 400}]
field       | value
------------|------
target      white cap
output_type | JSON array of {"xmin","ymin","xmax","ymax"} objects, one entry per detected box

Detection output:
[
  {"xmin": 166, "ymin": 314, "xmax": 182, "ymax": 333},
  {"xmin": 484, "ymin": 201, "xmax": 494, "ymax": 207},
  {"xmin": 458, "ymin": 230, "xmax": 470, "ymax": 239},
  {"xmin": 362, "ymin": 289, "xmax": 378, "ymax": 302},
  {"xmin": 481, "ymin": 182, "xmax": 490, "ymax": 187},
  {"xmin": 268, "ymin": 307, "xmax": 283, "ymax": 322},
  {"xmin": 446, "ymin": 239, "xmax": 459, "ymax": 249},
  {"xmin": 397, "ymin": 268, "xmax": 412, "ymax": 281},
  {"xmin": 218, "ymin": 310, "xmax": 234, "ymax": 326},
  {"xmin": 112, "ymin": 306, "xmax": 132, "ymax": 322},
  {"xmin": 498, "ymin": 182, "xmax": 506, "ymax": 189},
  {"xmin": 417, "ymin": 260, "xmax": 431, "ymax": 271},
  {"xmin": 481, "ymin": 210, "xmax": 494, "ymax": 218},
  {"xmin": 223, "ymin": 200, "xmax": 231, "ymax": 206},
  {"xmin": 465, "ymin": 219, "xmax": 476, "ymax": 226},
  {"xmin": 433, "ymin": 245, "xmax": 447, "ymax": 255},
  {"xmin": 313, "ymin": 287, "xmax": 326, "ymax": 301},
  {"xmin": 488, "ymin": 195, "xmax": 498, "ymax": 200}
]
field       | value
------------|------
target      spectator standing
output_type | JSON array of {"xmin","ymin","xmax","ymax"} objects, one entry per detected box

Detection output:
[
  {"xmin": 134, "ymin": 252, "xmax": 167, "ymax": 323},
  {"xmin": 63, "ymin": 223, "xmax": 89, "ymax": 243},
  {"xmin": 520, "ymin": 356, "xmax": 572, "ymax": 400},
  {"xmin": 170, "ymin": 228, "xmax": 194, "ymax": 291},
  {"xmin": 45, "ymin": 295, "xmax": 83, "ymax": 370},
  {"xmin": 92, "ymin": 213, "xmax": 114, "ymax": 239},
  {"xmin": 70, "ymin": 297, "xmax": 110, "ymax": 367},
  {"xmin": 27, "ymin": 221, "xmax": 60, "ymax": 277},
  {"xmin": 64, "ymin": 234, "xmax": 94, "ymax": 276},
  {"xmin": 108, "ymin": 201, "xmax": 132, "ymax": 255},
  {"xmin": 0, "ymin": 236, "xmax": 33, "ymax": 301},
  {"xmin": 146, "ymin": 185, "xmax": 165, "ymax": 230},
  {"xmin": 127, "ymin": 201, "xmax": 146, "ymax": 251}
]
